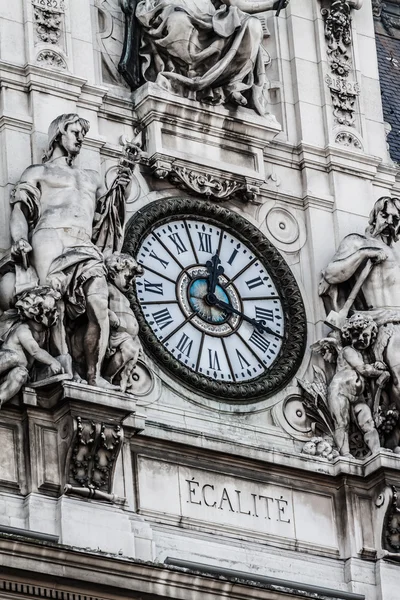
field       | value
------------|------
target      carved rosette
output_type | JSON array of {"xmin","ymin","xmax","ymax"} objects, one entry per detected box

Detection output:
[
  {"xmin": 36, "ymin": 49, "xmax": 67, "ymax": 69},
  {"xmin": 335, "ymin": 130, "xmax": 363, "ymax": 150}
]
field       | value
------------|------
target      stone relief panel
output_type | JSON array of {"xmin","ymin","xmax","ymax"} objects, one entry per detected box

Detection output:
[
  {"xmin": 118, "ymin": 0, "xmax": 289, "ymax": 116},
  {"xmin": 0, "ymin": 114, "xmax": 152, "ymax": 404},
  {"xmin": 297, "ymin": 197, "xmax": 400, "ymax": 460},
  {"xmin": 32, "ymin": 0, "xmax": 66, "ymax": 47},
  {"xmin": 321, "ymin": 0, "xmax": 363, "ymax": 130}
]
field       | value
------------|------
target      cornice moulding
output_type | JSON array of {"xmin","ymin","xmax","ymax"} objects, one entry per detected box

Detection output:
[{"xmin": 0, "ymin": 546, "xmax": 335, "ymax": 600}]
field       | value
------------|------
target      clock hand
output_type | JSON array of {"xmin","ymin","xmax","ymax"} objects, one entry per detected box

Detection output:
[
  {"xmin": 210, "ymin": 297, "xmax": 283, "ymax": 339},
  {"xmin": 206, "ymin": 252, "xmax": 224, "ymax": 296}
]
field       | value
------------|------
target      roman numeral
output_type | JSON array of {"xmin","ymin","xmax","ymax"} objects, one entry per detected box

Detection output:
[
  {"xmin": 236, "ymin": 350, "xmax": 251, "ymax": 370},
  {"xmin": 176, "ymin": 333, "xmax": 193, "ymax": 357},
  {"xmin": 168, "ymin": 233, "xmax": 187, "ymax": 254},
  {"xmin": 246, "ymin": 276, "xmax": 264, "ymax": 290},
  {"xmin": 208, "ymin": 349, "xmax": 221, "ymax": 371},
  {"xmin": 152, "ymin": 308, "xmax": 173, "ymax": 330},
  {"xmin": 144, "ymin": 280, "xmax": 163, "ymax": 295},
  {"xmin": 255, "ymin": 307, "xmax": 274, "ymax": 322},
  {"xmin": 149, "ymin": 250, "xmax": 169, "ymax": 270},
  {"xmin": 227, "ymin": 248, "xmax": 239, "ymax": 265},
  {"xmin": 198, "ymin": 232, "xmax": 212, "ymax": 253},
  {"xmin": 249, "ymin": 330, "xmax": 270, "ymax": 353}
]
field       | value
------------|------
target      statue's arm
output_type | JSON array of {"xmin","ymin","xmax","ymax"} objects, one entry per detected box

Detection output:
[
  {"xmin": 18, "ymin": 325, "xmax": 63, "ymax": 372},
  {"xmin": 323, "ymin": 246, "xmax": 387, "ymax": 285},
  {"xmin": 221, "ymin": 0, "xmax": 280, "ymax": 12},
  {"xmin": 10, "ymin": 203, "xmax": 29, "ymax": 246},
  {"xmin": 10, "ymin": 166, "xmax": 42, "ymax": 258},
  {"xmin": 343, "ymin": 346, "xmax": 387, "ymax": 379}
]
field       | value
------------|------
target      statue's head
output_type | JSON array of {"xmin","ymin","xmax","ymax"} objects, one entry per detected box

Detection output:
[
  {"xmin": 341, "ymin": 313, "xmax": 378, "ymax": 350},
  {"xmin": 105, "ymin": 253, "xmax": 144, "ymax": 293},
  {"xmin": 43, "ymin": 114, "xmax": 90, "ymax": 165},
  {"xmin": 367, "ymin": 196, "xmax": 400, "ymax": 245},
  {"xmin": 15, "ymin": 286, "xmax": 61, "ymax": 328}
]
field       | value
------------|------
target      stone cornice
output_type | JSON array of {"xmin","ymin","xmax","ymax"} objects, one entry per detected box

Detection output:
[{"xmin": 0, "ymin": 537, "xmax": 334, "ymax": 600}]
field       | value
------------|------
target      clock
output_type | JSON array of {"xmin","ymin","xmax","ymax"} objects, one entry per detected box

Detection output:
[{"xmin": 123, "ymin": 198, "xmax": 306, "ymax": 402}]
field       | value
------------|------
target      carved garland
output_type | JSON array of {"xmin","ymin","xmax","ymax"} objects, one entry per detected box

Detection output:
[
  {"xmin": 123, "ymin": 198, "xmax": 307, "ymax": 402},
  {"xmin": 322, "ymin": 0, "xmax": 360, "ymax": 128},
  {"xmin": 32, "ymin": 0, "xmax": 65, "ymax": 45}
]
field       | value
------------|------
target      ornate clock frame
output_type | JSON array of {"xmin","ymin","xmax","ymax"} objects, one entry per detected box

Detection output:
[{"xmin": 123, "ymin": 198, "xmax": 307, "ymax": 402}]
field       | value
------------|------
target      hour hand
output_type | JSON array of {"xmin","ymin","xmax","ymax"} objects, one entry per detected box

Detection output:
[{"xmin": 206, "ymin": 252, "xmax": 224, "ymax": 296}]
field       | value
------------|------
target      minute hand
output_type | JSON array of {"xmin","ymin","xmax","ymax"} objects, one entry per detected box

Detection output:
[{"xmin": 213, "ymin": 298, "xmax": 283, "ymax": 339}]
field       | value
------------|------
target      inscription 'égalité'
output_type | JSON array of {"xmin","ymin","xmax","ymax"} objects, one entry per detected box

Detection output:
[{"xmin": 186, "ymin": 478, "xmax": 291, "ymax": 523}]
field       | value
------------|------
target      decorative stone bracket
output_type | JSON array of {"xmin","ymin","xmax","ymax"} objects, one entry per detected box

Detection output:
[
  {"xmin": 56, "ymin": 383, "xmax": 145, "ymax": 503},
  {"xmin": 24, "ymin": 380, "xmax": 146, "ymax": 504},
  {"xmin": 148, "ymin": 155, "xmax": 261, "ymax": 203},
  {"xmin": 376, "ymin": 485, "xmax": 400, "ymax": 558},
  {"xmin": 63, "ymin": 417, "xmax": 124, "ymax": 503}
]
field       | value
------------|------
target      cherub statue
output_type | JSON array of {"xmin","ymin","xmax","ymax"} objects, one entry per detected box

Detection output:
[
  {"xmin": 313, "ymin": 314, "xmax": 389, "ymax": 457},
  {"xmin": 0, "ymin": 286, "xmax": 63, "ymax": 407},
  {"xmin": 103, "ymin": 253, "xmax": 144, "ymax": 393}
]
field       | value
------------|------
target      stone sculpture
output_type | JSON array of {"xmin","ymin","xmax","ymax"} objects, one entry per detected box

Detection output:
[
  {"xmin": 313, "ymin": 315, "xmax": 389, "ymax": 457},
  {"xmin": 302, "ymin": 436, "xmax": 339, "ymax": 461},
  {"xmin": 104, "ymin": 253, "xmax": 144, "ymax": 392},
  {"xmin": 119, "ymin": 0, "xmax": 289, "ymax": 115},
  {"xmin": 0, "ymin": 114, "xmax": 143, "ymax": 403},
  {"xmin": 311, "ymin": 196, "xmax": 400, "ymax": 455},
  {"xmin": 0, "ymin": 286, "xmax": 62, "ymax": 406}
]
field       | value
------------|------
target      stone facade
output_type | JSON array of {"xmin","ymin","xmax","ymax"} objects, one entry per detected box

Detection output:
[{"xmin": 0, "ymin": 2, "xmax": 399, "ymax": 600}]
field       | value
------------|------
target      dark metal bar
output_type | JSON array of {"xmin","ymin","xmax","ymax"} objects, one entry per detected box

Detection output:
[{"xmin": 0, "ymin": 524, "xmax": 59, "ymax": 544}]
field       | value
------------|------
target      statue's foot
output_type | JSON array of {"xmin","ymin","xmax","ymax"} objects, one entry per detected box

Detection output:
[
  {"xmin": 72, "ymin": 371, "xmax": 87, "ymax": 384},
  {"xmin": 88, "ymin": 376, "xmax": 120, "ymax": 391},
  {"xmin": 230, "ymin": 92, "xmax": 247, "ymax": 107}
]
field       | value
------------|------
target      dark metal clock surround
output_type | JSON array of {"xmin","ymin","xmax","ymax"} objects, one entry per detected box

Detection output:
[{"xmin": 123, "ymin": 198, "xmax": 307, "ymax": 402}]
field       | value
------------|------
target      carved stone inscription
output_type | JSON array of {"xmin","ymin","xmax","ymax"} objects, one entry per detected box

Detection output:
[
  {"xmin": 137, "ymin": 457, "xmax": 338, "ymax": 548},
  {"xmin": 186, "ymin": 477, "xmax": 291, "ymax": 524}
]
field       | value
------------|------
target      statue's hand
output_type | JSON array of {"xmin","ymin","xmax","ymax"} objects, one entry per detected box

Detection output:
[
  {"xmin": 273, "ymin": 0, "xmax": 289, "ymax": 9},
  {"xmin": 49, "ymin": 360, "xmax": 64, "ymax": 375},
  {"xmin": 11, "ymin": 238, "xmax": 32, "ymax": 264},
  {"xmin": 110, "ymin": 314, "xmax": 120, "ymax": 330},
  {"xmin": 377, "ymin": 371, "xmax": 390, "ymax": 388},
  {"xmin": 366, "ymin": 249, "xmax": 387, "ymax": 264},
  {"xmin": 115, "ymin": 166, "xmax": 132, "ymax": 189},
  {"xmin": 374, "ymin": 361, "xmax": 387, "ymax": 371}
]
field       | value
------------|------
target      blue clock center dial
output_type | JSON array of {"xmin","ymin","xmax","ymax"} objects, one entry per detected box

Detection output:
[{"xmin": 188, "ymin": 278, "xmax": 230, "ymax": 324}]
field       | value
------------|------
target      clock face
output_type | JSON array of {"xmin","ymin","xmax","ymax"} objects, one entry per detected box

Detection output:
[{"xmin": 124, "ymin": 199, "xmax": 306, "ymax": 402}]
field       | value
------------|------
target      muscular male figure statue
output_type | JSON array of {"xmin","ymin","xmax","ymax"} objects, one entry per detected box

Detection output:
[
  {"xmin": 9, "ymin": 114, "xmax": 122, "ymax": 389},
  {"xmin": 320, "ymin": 197, "xmax": 400, "ymax": 409}
]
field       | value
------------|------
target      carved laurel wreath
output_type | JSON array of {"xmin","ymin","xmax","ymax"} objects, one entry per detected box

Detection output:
[{"xmin": 123, "ymin": 198, "xmax": 307, "ymax": 402}]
